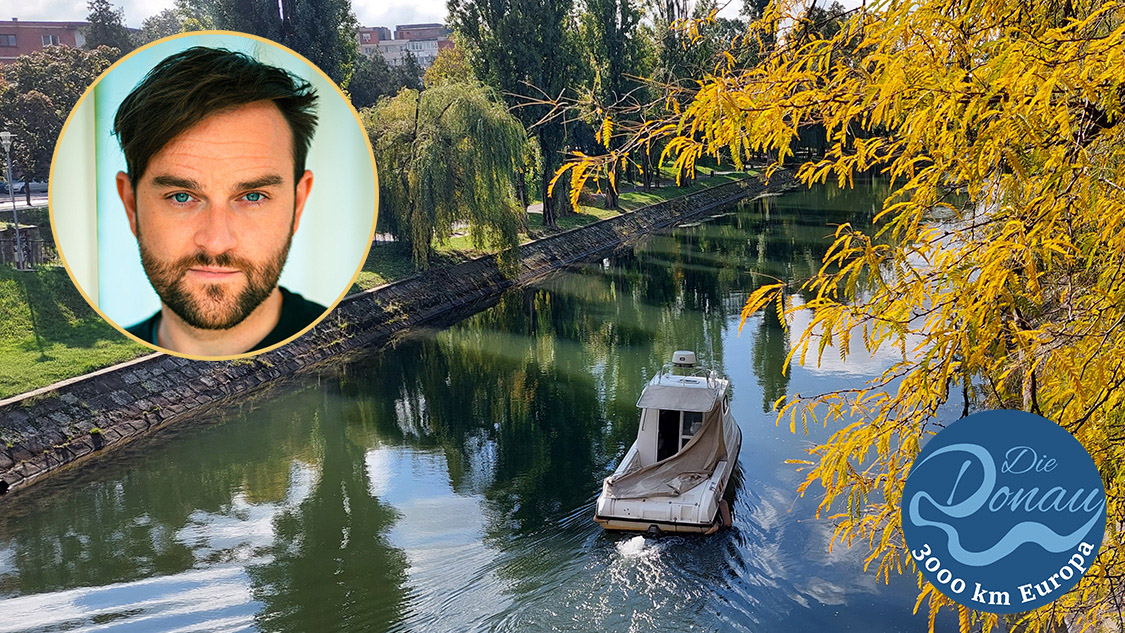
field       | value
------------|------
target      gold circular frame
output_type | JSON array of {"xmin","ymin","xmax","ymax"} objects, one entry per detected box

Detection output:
[{"xmin": 48, "ymin": 30, "xmax": 379, "ymax": 362}]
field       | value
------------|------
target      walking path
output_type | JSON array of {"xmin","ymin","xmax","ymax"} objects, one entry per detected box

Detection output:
[{"xmin": 0, "ymin": 195, "xmax": 49, "ymax": 212}]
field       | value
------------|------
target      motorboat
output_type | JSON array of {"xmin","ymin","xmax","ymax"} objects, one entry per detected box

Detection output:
[{"xmin": 594, "ymin": 351, "xmax": 741, "ymax": 534}]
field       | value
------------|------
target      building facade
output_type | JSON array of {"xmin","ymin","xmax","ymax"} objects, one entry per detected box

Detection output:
[
  {"xmin": 394, "ymin": 24, "xmax": 447, "ymax": 41},
  {"xmin": 358, "ymin": 23, "xmax": 452, "ymax": 70},
  {"xmin": 357, "ymin": 26, "xmax": 392, "ymax": 57},
  {"xmin": 0, "ymin": 19, "xmax": 88, "ymax": 65}
]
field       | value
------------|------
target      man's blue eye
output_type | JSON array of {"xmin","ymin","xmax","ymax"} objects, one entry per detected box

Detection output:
[
  {"xmin": 173, "ymin": 193, "xmax": 191, "ymax": 203},
  {"xmin": 245, "ymin": 192, "xmax": 263, "ymax": 202}
]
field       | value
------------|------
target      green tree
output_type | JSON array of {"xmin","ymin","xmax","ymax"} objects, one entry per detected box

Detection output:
[
  {"xmin": 579, "ymin": 0, "xmax": 644, "ymax": 209},
  {"xmin": 449, "ymin": 0, "xmax": 582, "ymax": 228},
  {"xmin": 423, "ymin": 44, "xmax": 471, "ymax": 88},
  {"xmin": 174, "ymin": 0, "xmax": 358, "ymax": 86},
  {"xmin": 567, "ymin": 0, "xmax": 1125, "ymax": 631},
  {"xmin": 349, "ymin": 53, "xmax": 422, "ymax": 109},
  {"xmin": 174, "ymin": 0, "xmax": 221, "ymax": 31},
  {"xmin": 175, "ymin": 0, "xmax": 280, "ymax": 38},
  {"xmin": 82, "ymin": 0, "xmax": 134, "ymax": 61},
  {"xmin": 348, "ymin": 54, "xmax": 400, "ymax": 109},
  {"xmin": 286, "ymin": 0, "xmax": 360, "ymax": 87},
  {"xmin": 0, "ymin": 46, "xmax": 114, "ymax": 204},
  {"xmin": 365, "ymin": 83, "xmax": 526, "ymax": 270},
  {"xmin": 397, "ymin": 50, "xmax": 423, "ymax": 90},
  {"xmin": 137, "ymin": 8, "xmax": 185, "ymax": 44}
]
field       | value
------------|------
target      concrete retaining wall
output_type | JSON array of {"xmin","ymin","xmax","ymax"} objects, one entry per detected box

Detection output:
[{"xmin": 0, "ymin": 174, "xmax": 794, "ymax": 495}]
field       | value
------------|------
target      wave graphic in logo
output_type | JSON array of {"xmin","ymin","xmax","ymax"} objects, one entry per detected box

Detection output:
[{"xmin": 908, "ymin": 443, "xmax": 1105, "ymax": 567}]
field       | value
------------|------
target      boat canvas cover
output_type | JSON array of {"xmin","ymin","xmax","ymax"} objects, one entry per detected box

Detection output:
[
  {"xmin": 635, "ymin": 383, "xmax": 719, "ymax": 412},
  {"xmin": 607, "ymin": 402, "xmax": 727, "ymax": 500}
]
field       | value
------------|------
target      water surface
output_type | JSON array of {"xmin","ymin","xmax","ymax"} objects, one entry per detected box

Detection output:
[{"xmin": 0, "ymin": 180, "xmax": 949, "ymax": 632}]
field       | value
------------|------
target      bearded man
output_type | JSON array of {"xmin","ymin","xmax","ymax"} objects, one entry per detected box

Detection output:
[{"xmin": 113, "ymin": 46, "xmax": 326, "ymax": 356}]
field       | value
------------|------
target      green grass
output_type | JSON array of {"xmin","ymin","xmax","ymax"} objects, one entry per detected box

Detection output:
[
  {"xmin": 0, "ymin": 265, "xmax": 147, "ymax": 399},
  {"xmin": 619, "ymin": 172, "xmax": 752, "ymax": 210},
  {"xmin": 351, "ymin": 241, "xmax": 480, "ymax": 292},
  {"xmin": 350, "ymin": 242, "xmax": 420, "ymax": 292},
  {"xmin": 0, "ymin": 170, "xmax": 755, "ymax": 399}
]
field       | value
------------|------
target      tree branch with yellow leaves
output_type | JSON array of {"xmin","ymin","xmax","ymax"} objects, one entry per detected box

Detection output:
[{"xmin": 561, "ymin": 0, "xmax": 1125, "ymax": 630}]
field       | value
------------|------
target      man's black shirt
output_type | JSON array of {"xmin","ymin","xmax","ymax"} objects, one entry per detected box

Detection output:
[{"xmin": 126, "ymin": 286, "xmax": 327, "ymax": 352}]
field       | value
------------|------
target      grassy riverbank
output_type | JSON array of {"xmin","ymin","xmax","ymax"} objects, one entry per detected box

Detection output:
[
  {"xmin": 1, "ymin": 170, "xmax": 753, "ymax": 399},
  {"xmin": 0, "ymin": 265, "xmax": 145, "ymax": 398}
]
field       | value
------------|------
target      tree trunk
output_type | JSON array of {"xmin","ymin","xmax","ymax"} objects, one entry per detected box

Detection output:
[
  {"xmin": 514, "ymin": 168, "xmax": 529, "ymax": 230},
  {"xmin": 555, "ymin": 172, "xmax": 573, "ymax": 217},
  {"xmin": 540, "ymin": 168, "xmax": 556, "ymax": 228},
  {"xmin": 642, "ymin": 151, "xmax": 652, "ymax": 192},
  {"xmin": 678, "ymin": 162, "xmax": 694, "ymax": 187},
  {"xmin": 604, "ymin": 162, "xmax": 620, "ymax": 210},
  {"xmin": 23, "ymin": 176, "xmax": 30, "ymax": 206}
]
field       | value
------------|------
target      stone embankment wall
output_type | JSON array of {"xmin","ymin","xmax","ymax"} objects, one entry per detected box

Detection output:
[{"xmin": 0, "ymin": 174, "xmax": 795, "ymax": 494}]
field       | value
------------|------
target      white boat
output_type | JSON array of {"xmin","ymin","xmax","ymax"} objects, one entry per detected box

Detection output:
[{"xmin": 594, "ymin": 351, "xmax": 742, "ymax": 534}]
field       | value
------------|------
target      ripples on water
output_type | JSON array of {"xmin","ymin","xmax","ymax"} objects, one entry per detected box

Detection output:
[{"xmin": 0, "ymin": 181, "xmax": 954, "ymax": 632}]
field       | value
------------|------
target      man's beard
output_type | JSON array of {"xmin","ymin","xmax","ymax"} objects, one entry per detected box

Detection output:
[{"xmin": 137, "ymin": 220, "xmax": 293, "ymax": 331}]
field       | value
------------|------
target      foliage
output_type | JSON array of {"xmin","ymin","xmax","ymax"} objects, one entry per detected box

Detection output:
[
  {"xmin": 175, "ymin": 0, "xmax": 359, "ymax": 86},
  {"xmin": 449, "ymin": 0, "xmax": 583, "ymax": 227},
  {"xmin": 565, "ymin": 0, "xmax": 1125, "ymax": 630},
  {"xmin": 349, "ymin": 53, "xmax": 419, "ymax": 109},
  {"xmin": 398, "ymin": 50, "xmax": 423, "ymax": 89},
  {"xmin": 585, "ymin": 0, "xmax": 756, "ymax": 192},
  {"xmin": 82, "ymin": 0, "xmax": 135, "ymax": 61},
  {"xmin": 137, "ymin": 8, "xmax": 185, "ymax": 45},
  {"xmin": 176, "ymin": 0, "xmax": 281, "ymax": 38},
  {"xmin": 423, "ymin": 44, "xmax": 471, "ymax": 89},
  {"xmin": 579, "ymin": 0, "xmax": 644, "ymax": 208},
  {"xmin": 287, "ymin": 0, "xmax": 360, "ymax": 87},
  {"xmin": 365, "ymin": 83, "xmax": 527, "ymax": 270},
  {"xmin": 0, "ymin": 46, "xmax": 114, "ymax": 188}
]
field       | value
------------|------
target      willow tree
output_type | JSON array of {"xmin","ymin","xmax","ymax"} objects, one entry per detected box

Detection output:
[
  {"xmin": 366, "ymin": 83, "xmax": 526, "ymax": 270},
  {"xmin": 564, "ymin": 0, "xmax": 1125, "ymax": 630}
]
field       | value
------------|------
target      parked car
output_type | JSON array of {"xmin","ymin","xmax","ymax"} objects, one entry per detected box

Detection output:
[{"xmin": 0, "ymin": 181, "xmax": 47, "ymax": 194}]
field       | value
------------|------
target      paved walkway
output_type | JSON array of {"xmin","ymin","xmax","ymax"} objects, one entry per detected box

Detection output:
[{"xmin": 0, "ymin": 195, "xmax": 48, "ymax": 212}]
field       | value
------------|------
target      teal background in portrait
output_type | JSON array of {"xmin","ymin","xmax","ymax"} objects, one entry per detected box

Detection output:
[{"xmin": 54, "ymin": 32, "xmax": 376, "ymax": 330}]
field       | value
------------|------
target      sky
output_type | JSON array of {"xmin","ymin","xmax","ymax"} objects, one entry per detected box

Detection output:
[{"xmin": 10, "ymin": 0, "xmax": 449, "ymax": 30}]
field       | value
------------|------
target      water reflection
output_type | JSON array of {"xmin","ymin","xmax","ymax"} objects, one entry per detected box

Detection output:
[{"xmin": 0, "ymin": 179, "xmax": 945, "ymax": 632}]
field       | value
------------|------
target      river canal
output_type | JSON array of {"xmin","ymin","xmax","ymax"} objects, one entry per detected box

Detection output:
[{"xmin": 0, "ymin": 180, "xmax": 950, "ymax": 632}]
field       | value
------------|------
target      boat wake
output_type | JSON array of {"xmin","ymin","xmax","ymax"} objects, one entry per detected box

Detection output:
[{"xmin": 615, "ymin": 535, "xmax": 657, "ymax": 559}]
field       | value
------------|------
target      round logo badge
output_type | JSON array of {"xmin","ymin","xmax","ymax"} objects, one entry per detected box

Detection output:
[{"xmin": 901, "ymin": 410, "xmax": 1106, "ymax": 613}]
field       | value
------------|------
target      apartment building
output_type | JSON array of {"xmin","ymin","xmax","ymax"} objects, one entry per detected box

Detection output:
[
  {"xmin": 0, "ymin": 18, "xmax": 88, "ymax": 65},
  {"xmin": 359, "ymin": 22, "xmax": 452, "ymax": 70},
  {"xmin": 357, "ymin": 26, "xmax": 392, "ymax": 57}
]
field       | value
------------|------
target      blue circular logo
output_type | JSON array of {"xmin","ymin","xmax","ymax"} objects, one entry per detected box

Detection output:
[{"xmin": 901, "ymin": 410, "xmax": 1106, "ymax": 613}]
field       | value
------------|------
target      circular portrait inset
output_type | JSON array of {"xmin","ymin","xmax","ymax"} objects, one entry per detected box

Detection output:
[{"xmin": 50, "ymin": 31, "xmax": 378, "ymax": 360}]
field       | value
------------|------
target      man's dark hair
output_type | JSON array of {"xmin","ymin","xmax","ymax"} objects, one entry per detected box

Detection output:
[{"xmin": 113, "ymin": 46, "xmax": 319, "ymax": 186}]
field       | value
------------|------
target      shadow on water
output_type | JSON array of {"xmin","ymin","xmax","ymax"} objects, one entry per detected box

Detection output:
[{"xmin": 0, "ymin": 179, "xmax": 953, "ymax": 632}]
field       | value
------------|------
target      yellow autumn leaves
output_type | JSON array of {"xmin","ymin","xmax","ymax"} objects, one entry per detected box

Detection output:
[{"xmin": 566, "ymin": 0, "xmax": 1125, "ymax": 630}]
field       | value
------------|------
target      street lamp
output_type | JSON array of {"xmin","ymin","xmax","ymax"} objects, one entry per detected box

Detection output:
[{"xmin": 0, "ymin": 130, "xmax": 21, "ymax": 270}]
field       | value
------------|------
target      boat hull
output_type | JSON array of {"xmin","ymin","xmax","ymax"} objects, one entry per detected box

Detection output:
[
  {"xmin": 593, "ymin": 513, "xmax": 720, "ymax": 534},
  {"xmin": 595, "ymin": 423, "xmax": 742, "ymax": 534}
]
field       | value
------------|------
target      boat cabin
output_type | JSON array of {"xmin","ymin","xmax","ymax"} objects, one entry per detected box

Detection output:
[{"xmin": 632, "ymin": 360, "xmax": 729, "ymax": 468}]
